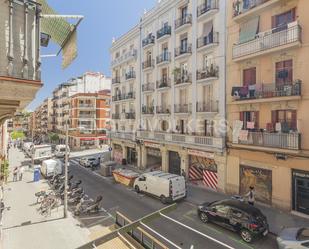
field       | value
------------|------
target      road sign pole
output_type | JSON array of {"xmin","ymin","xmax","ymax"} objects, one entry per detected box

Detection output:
[{"xmin": 64, "ymin": 123, "xmax": 69, "ymax": 218}]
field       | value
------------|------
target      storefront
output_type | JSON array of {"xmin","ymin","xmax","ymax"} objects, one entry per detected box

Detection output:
[
  {"xmin": 292, "ymin": 170, "xmax": 309, "ymax": 215},
  {"xmin": 113, "ymin": 144, "xmax": 123, "ymax": 164},
  {"xmin": 169, "ymin": 151, "xmax": 181, "ymax": 175},
  {"xmin": 239, "ymin": 165, "xmax": 272, "ymax": 204},
  {"xmin": 80, "ymin": 138, "xmax": 96, "ymax": 149},
  {"xmin": 188, "ymin": 150, "xmax": 218, "ymax": 190},
  {"xmin": 127, "ymin": 147, "xmax": 137, "ymax": 166},
  {"xmin": 144, "ymin": 142, "xmax": 161, "ymax": 170},
  {"xmin": 98, "ymin": 136, "xmax": 108, "ymax": 146}
]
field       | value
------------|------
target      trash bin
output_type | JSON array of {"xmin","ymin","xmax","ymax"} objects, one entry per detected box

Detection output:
[{"xmin": 33, "ymin": 168, "xmax": 40, "ymax": 182}]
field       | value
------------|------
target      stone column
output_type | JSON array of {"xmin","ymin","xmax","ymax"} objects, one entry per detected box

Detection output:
[
  {"xmin": 7, "ymin": 0, "xmax": 14, "ymax": 76},
  {"xmin": 122, "ymin": 145, "xmax": 127, "ymax": 162},
  {"xmin": 137, "ymin": 145, "xmax": 142, "ymax": 169},
  {"xmin": 140, "ymin": 145, "xmax": 147, "ymax": 170},
  {"xmin": 180, "ymin": 151, "xmax": 189, "ymax": 177},
  {"xmin": 215, "ymin": 153, "xmax": 227, "ymax": 193},
  {"xmin": 161, "ymin": 147, "xmax": 169, "ymax": 172}
]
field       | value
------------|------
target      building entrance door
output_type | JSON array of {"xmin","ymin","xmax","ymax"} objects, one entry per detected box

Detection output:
[
  {"xmin": 168, "ymin": 151, "xmax": 181, "ymax": 175},
  {"xmin": 293, "ymin": 170, "xmax": 309, "ymax": 215}
]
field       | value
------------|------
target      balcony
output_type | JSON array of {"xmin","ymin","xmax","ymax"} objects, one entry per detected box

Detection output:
[
  {"xmin": 175, "ymin": 44, "xmax": 192, "ymax": 59},
  {"xmin": 197, "ymin": 32, "xmax": 219, "ymax": 50},
  {"xmin": 142, "ymin": 34, "xmax": 155, "ymax": 48},
  {"xmin": 233, "ymin": 0, "xmax": 282, "ymax": 22},
  {"xmin": 112, "ymin": 92, "xmax": 136, "ymax": 102},
  {"xmin": 78, "ymin": 104, "xmax": 95, "ymax": 109},
  {"xmin": 125, "ymin": 112, "xmax": 136, "ymax": 120},
  {"xmin": 137, "ymin": 131, "xmax": 224, "ymax": 151},
  {"xmin": 125, "ymin": 71, "xmax": 136, "ymax": 81},
  {"xmin": 233, "ymin": 23, "xmax": 302, "ymax": 61},
  {"xmin": 174, "ymin": 73, "xmax": 192, "ymax": 86},
  {"xmin": 156, "ymin": 78, "xmax": 171, "ymax": 90},
  {"xmin": 237, "ymin": 131, "xmax": 301, "ymax": 150},
  {"xmin": 231, "ymin": 81, "xmax": 302, "ymax": 103},
  {"xmin": 112, "ymin": 77, "xmax": 121, "ymax": 84},
  {"xmin": 174, "ymin": 104, "xmax": 192, "ymax": 114},
  {"xmin": 196, "ymin": 101, "xmax": 219, "ymax": 113},
  {"xmin": 110, "ymin": 131, "xmax": 135, "ymax": 141},
  {"xmin": 156, "ymin": 106, "xmax": 170, "ymax": 114},
  {"xmin": 197, "ymin": 0, "xmax": 219, "ymax": 19},
  {"xmin": 111, "ymin": 49, "xmax": 137, "ymax": 67},
  {"xmin": 156, "ymin": 52, "xmax": 171, "ymax": 65},
  {"xmin": 142, "ymin": 59, "xmax": 155, "ymax": 71},
  {"xmin": 175, "ymin": 14, "xmax": 192, "ymax": 31},
  {"xmin": 196, "ymin": 64, "xmax": 219, "ymax": 82},
  {"xmin": 78, "ymin": 114, "xmax": 95, "ymax": 119},
  {"xmin": 142, "ymin": 105, "xmax": 155, "ymax": 115},
  {"xmin": 157, "ymin": 26, "xmax": 171, "ymax": 41},
  {"xmin": 142, "ymin": 83, "xmax": 155, "ymax": 92},
  {"xmin": 112, "ymin": 113, "xmax": 120, "ymax": 120}
]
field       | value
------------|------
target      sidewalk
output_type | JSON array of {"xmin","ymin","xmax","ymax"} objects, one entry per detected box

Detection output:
[
  {"xmin": 187, "ymin": 183, "xmax": 309, "ymax": 235},
  {"xmin": 1, "ymin": 147, "xmax": 90, "ymax": 249}
]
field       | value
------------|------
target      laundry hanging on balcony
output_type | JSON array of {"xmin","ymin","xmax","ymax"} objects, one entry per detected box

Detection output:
[
  {"xmin": 37, "ymin": 0, "xmax": 82, "ymax": 69},
  {"xmin": 239, "ymin": 16, "xmax": 260, "ymax": 44}
]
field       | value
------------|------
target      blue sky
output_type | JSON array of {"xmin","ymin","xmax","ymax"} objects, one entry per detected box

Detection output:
[{"xmin": 28, "ymin": 0, "xmax": 156, "ymax": 110}]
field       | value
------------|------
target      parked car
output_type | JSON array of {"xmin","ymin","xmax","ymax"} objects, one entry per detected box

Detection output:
[
  {"xmin": 54, "ymin": 144, "xmax": 70, "ymax": 158},
  {"xmin": 277, "ymin": 227, "xmax": 309, "ymax": 249},
  {"xmin": 79, "ymin": 157, "xmax": 100, "ymax": 168},
  {"xmin": 197, "ymin": 199, "xmax": 269, "ymax": 243},
  {"xmin": 133, "ymin": 171, "xmax": 186, "ymax": 204}
]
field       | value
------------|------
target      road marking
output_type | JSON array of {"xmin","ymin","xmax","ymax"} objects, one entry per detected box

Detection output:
[
  {"xmin": 160, "ymin": 212, "xmax": 236, "ymax": 249},
  {"xmin": 228, "ymin": 236, "xmax": 255, "ymax": 249},
  {"xmin": 140, "ymin": 221, "xmax": 182, "ymax": 249}
]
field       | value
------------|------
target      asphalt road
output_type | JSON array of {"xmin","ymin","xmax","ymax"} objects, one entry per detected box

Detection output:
[{"xmin": 68, "ymin": 154, "xmax": 278, "ymax": 249}]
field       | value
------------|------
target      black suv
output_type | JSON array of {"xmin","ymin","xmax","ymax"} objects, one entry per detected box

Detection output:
[{"xmin": 197, "ymin": 199, "xmax": 269, "ymax": 243}]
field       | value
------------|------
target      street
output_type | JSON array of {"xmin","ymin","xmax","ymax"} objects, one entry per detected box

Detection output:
[{"xmin": 69, "ymin": 153, "xmax": 278, "ymax": 249}]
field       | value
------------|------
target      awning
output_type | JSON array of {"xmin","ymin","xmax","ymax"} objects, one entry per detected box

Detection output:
[
  {"xmin": 239, "ymin": 16, "xmax": 260, "ymax": 44},
  {"xmin": 37, "ymin": 0, "xmax": 82, "ymax": 69}
]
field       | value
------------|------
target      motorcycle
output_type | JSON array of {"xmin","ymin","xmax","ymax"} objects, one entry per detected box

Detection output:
[{"xmin": 74, "ymin": 195, "xmax": 103, "ymax": 216}]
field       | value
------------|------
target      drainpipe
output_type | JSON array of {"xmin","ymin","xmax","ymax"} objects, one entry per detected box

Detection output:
[{"xmin": 36, "ymin": 5, "xmax": 42, "ymax": 80}]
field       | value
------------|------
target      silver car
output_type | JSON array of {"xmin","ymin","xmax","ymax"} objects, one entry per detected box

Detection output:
[{"xmin": 277, "ymin": 227, "xmax": 309, "ymax": 249}]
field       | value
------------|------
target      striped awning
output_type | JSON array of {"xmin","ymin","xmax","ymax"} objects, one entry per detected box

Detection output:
[{"xmin": 37, "ymin": 0, "xmax": 79, "ymax": 69}]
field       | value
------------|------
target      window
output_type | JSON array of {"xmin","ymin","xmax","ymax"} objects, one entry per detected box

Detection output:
[
  {"xmin": 180, "ymin": 34, "xmax": 188, "ymax": 51},
  {"xmin": 214, "ymin": 205, "xmax": 230, "ymax": 216},
  {"xmin": 240, "ymin": 111, "xmax": 259, "ymax": 130},
  {"xmin": 203, "ymin": 54, "xmax": 213, "ymax": 69},
  {"xmin": 301, "ymin": 242, "xmax": 309, "ymax": 248},
  {"xmin": 243, "ymin": 67, "xmax": 256, "ymax": 86},
  {"xmin": 272, "ymin": 110, "xmax": 297, "ymax": 131},
  {"xmin": 298, "ymin": 228, "xmax": 309, "ymax": 241},
  {"xmin": 205, "ymin": 120, "xmax": 214, "ymax": 137},
  {"xmin": 230, "ymin": 208, "xmax": 244, "ymax": 219},
  {"xmin": 272, "ymin": 8, "xmax": 296, "ymax": 29},
  {"xmin": 181, "ymin": 6, "xmax": 188, "ymax": 19},
  {"xmin": 276, "ymin": 60, "xmax": 293, "ymax": 86}
]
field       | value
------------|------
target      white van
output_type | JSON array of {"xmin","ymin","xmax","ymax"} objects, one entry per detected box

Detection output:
[
  {"xmin": 23, "ymin": 142, "xmax": 33, "ymax": 156},
  {"xmin": 32, "ymin": 145, "xmax": 53, "ymax": 162},
  {"xmin": 133, "ymin": 171, "xmax": 186, "ymax": 204},
  {"xmin": 41, "ymin": 159, "xmax": 63, "ymax": 178},
  {"xmin": 54, "ymin": 145, "xmax": 70, "ymax": 158}
]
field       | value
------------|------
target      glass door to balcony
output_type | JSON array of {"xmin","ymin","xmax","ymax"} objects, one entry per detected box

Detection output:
[
  {"xmin": 180, "ymin": 35, "xmax": 188, "ymax": 52},
  {"xmin": 272, "ymin": 8, "xmax": 296, "ymax": 30},
  {"xmin": 275, "ymin": 59, "xmax": 293, "ymax": 86}
]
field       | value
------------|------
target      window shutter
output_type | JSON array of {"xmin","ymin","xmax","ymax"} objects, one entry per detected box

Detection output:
[
  {"xmin": 255, "ymin": 111, "xmax": 259, "ymax": 129},
  {"xmin": 271, "ymin": 15, "xmax": 276, "ymax": 29},
  {"xmin": 291, "ymin": 8, "xmax": 296, "ymax": 22},
  {"xmin": 291, "ymin": 110, "xmax": 297, "ymax": 130},
  {"xmin": 240, "ymin": 112, "xmax": 244, "ymax": 122},
  {"xmin": 271, "ymin": 110, "xmax": 277, "ymax": 129}
]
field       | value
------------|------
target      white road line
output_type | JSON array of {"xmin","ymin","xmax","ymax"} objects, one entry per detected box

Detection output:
[
  {"xmin": 140, "ymin": 222, "xmax": 182, "ymax": 249},
  {"xmin": 160, "ymin": 213, "xmax": 236, "ymax": 249}
]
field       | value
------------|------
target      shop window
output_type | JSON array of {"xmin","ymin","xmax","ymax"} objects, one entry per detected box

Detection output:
[
  {"xmin": 276, "ymin": 59, "xmax": 293, "ymax": 86},
  {"xmin": 272, "ymin": 110, "xmax": 297, "ymax": 132},
  {"xmin": 240, "ymin": 111, "xmax": 259, "ymax": 130}
]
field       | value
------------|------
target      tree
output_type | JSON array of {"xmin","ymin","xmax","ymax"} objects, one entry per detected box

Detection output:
[
  {"xmin": 48, "ymin": 133, "xmax": 59, "ymax": 143},
  {"xmin": 11, "ymin": 131, "xmax": 25, "ymax": 140}
]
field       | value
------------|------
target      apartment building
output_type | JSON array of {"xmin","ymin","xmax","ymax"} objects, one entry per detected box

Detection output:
[
  {"xmin": 226, "ymin": 0, "xmax": 309, "ymax": 215},
  {"xmin": 0, "ymin": 0, "xmax": 42, "ymax": 129},
  {"xmin": 110, "ymin": 0, "xmax": 227, "ymax": 191},
  {"xmin": 68, "ymin": 92, "xmax": 110, "ymax": 149},
  {"xmin": 52, "ymin": 72, "xmax": 111, "ymax": 142},
  {"xmin": 33, "ymin": 98, "xmax": 53, "ymax": 138}
]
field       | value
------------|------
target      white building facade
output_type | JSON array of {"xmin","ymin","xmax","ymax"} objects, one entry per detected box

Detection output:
[{"xmin": 110, "ymin": 0, "xmax": 227, "ymax": 192}]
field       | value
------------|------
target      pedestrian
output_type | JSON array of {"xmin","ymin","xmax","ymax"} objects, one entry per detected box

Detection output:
[
  {"xmin": 13, "ymin": 167, "xmax": 18, "ymax": 182},
  {"xmin": 19, "ymin": 166, "xmax": 24, "ymax": 181},
  {"xmin": 245, "ymin": 186, "xmax": 255, "ymax": 206}
]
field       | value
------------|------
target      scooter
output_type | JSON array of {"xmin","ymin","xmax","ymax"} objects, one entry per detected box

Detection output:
[
  {"xmin": 68, "ymin": 191, "xmax": 85, "ymax": 205},
  {"xmin": 74, "ymin": 195, "xmax": 103, "ymax": 216}
]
